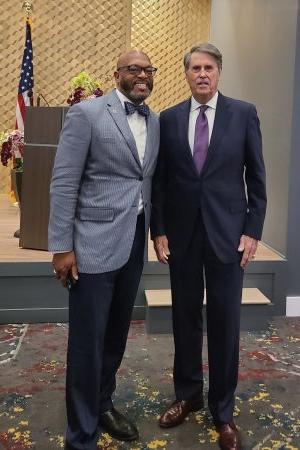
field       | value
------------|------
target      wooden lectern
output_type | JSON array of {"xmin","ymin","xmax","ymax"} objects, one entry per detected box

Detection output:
[{"xmin": 20, "ymin": 106, "xmax": 69, "ymax": 250}]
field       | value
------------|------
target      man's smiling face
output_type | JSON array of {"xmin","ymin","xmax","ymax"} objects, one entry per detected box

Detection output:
[{"xmin": 114, "ymin": 52, "xmax": 153, "ymax": 104}]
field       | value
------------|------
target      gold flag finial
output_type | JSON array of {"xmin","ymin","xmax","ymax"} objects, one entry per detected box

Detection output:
[{"xmin": 22, "ymin": 1, "xmax": 33, "ymax": 19}]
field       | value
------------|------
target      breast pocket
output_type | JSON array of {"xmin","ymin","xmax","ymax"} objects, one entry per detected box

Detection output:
[{"xmin": 76, "ymin": 207, "xmax": 114, "ymax": 222}]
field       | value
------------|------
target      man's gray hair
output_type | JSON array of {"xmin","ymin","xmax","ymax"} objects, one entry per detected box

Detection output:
[{"xmin": 183, "ymin": 43, "xmax": 222, "ymax": 71}]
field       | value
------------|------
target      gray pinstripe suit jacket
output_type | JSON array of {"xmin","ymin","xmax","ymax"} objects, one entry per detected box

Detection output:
[{"xmin": 48, "ymin": 89, "xmax": 160, "ymax": 273}]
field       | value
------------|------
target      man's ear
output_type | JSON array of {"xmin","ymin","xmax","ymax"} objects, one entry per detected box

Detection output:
[{"xmin": 114, "ymin": 71, "xmax": 119, "ymax": 84}]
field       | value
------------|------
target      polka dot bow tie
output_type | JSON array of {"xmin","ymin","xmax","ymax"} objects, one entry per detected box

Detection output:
[{"xmin": 124, "ymin": 101, "xmax": 150, "ymax": 118}]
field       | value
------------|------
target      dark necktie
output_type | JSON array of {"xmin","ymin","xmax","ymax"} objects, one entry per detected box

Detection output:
[
  {"xmin": 193, "ymin": 105, "xmax": 209, "ymax": 173},
  {"xmin": 124, "ymin": 101, "xmax": 150, "ymax": 118}
]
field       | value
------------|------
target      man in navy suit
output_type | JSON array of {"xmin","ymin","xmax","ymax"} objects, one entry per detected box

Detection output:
[{"xmin": 151, "ymin": 43, "xmax": 266, "ymax": 450}]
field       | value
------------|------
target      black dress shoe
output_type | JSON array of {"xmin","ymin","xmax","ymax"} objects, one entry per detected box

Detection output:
[{"xmin": 99, "ymin": 407, "xmax": 139, "ymax": 441}]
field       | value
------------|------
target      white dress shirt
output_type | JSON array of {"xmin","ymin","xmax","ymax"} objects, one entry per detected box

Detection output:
[
  {"xmin": 188, "ymin": 91, "xmax": 219, "ymax": 153},
  {"xmin": 116, "ymin": 89, "xmax": 147, "ymax": 213}
]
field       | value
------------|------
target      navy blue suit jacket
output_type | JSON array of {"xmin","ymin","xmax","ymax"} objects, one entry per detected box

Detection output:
[{"xmin": 151, "ymin": 92, "xmax": 267, "ymax": 263}]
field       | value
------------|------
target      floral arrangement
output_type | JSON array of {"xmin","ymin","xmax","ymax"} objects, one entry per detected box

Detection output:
[
  {"xmin": 0, "ymin": 130, "xmax": 24, "ymax": 172},
  {"xmin": 67, "ymin": 71, "xmax": 103, "ymax": 106}
]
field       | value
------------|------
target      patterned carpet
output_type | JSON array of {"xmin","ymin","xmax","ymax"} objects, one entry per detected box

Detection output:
[{"xmin": 0, "ymin": 318, "xmax": 299, "ymax": 450}]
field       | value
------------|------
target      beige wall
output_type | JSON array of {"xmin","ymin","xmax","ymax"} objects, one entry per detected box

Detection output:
[
  {"xmin": 0, "ymin": 0, "xmax": 211, "ymax": 194},
  {"xmin": 131, "ymin": 0, "xmax": 211, "ymax": 111},
  {"xmin": 210, "ymin": 0, "xmax": 298, "ymax": 255},
  {"xmin": 0, "ymin": 0, "xmax": 132, "ymax": 193}
]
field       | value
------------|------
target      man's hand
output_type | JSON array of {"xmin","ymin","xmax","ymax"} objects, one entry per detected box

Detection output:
[
  {"xmin": 153, "ymin": 235, "xmax": 170, "ymax": 264},
  {"xmin": 52, "ymin": 251, "xmax": 78, "ymax": 288},
  {"xmin": 238, "ymin": 235, "xmax": 258, "ymax": 269}
]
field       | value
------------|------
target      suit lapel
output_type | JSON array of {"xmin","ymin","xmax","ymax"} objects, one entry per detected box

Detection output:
[
  {"xmin": 106, "ymin": 90, "xmax": 142, "ymax": 169},
  {"xmin": 203, "ymin": 92, "xmax": 232, "ymax": 171},
  {"xmin": 143, "ymin": 111, "xmax": 157, "ymax": 170},
  {"xmin": 178, "ymin": 99, "xmax": 190, "ymax": 146},
  {"xmin": 176, "ymin": 98, "xmax": 196, "ymax": 161}
]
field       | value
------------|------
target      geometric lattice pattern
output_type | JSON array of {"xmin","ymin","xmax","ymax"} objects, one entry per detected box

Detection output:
[
  {"xmin": 0, "ymin": 0, "xmax": 131, "ymax": 193},
  {"xmin": 131, "ymin": 0, "xmax": 211, "ymax": 113},
  {"xmin": 0, "ymin": 0, "xmax": 210, "ymax": 193}
]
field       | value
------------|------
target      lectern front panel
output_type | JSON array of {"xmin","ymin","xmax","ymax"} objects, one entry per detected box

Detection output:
[
  {"xmin": 20, "ymin": 145, "xmax": 56, "ymax": 250},
  {"xmin": 25, "ymin": 107, "xmax": 63, "ymax": 145}
]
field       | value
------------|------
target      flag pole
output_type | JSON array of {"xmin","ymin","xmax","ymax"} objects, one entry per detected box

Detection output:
[
  {"xmin": 16, "ymin": 1, "xmax": 34, "ymax": 130},
  {"xmin": 11, "ymin": 0, "xmax": 34, "ymax": 234},
  {"xmin": 21, "ymin": 2, "xmax": 34, "ymax": 107}
]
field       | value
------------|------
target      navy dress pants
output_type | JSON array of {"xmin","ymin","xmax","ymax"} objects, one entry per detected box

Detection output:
[
  {"xmin": 169, "ymin": 212, "xmax": 244, "ymax": 425},
  {"xmin": 65, "ymin": 213, "xmax": 145, "ymax": 450}
]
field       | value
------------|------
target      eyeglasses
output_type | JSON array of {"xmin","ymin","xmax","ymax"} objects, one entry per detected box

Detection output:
[{"xmin": 117, "ymin": 65, "xmax": 158, "ymax": 76}]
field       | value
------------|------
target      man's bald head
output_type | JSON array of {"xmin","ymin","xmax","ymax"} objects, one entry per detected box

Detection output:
[{"xmin": 116, "ymin": 50, "xmax": 151, "ymax": 69}]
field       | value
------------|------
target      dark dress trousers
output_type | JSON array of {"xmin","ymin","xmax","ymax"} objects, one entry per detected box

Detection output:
[
  {"xmin": 151, "ymin": 92, "xmax": 267, "ymax": 425},
  {"xmin": 66, "ymin": 213, "xmax": 145, "ymax": 449}
]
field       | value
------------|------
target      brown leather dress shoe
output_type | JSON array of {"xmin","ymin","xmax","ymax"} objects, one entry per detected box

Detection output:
[
  {"xmin": 216, "ymin": 422, "xmax": 241, "ymax": 450},
  {"xmin": 159, "ymin": 399, "xmax": 203, "ymax": 428}
]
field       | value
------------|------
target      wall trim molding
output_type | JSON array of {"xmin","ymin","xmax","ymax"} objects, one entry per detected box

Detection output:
[{"xmin": 286, "ymin": 296, "xmax": 300, "ymax": 316}]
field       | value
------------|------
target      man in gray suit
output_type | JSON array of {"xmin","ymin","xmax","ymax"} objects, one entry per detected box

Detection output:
[{"xmin": 49, "ymin": 50, "xmax": 159, "ymax": 450}]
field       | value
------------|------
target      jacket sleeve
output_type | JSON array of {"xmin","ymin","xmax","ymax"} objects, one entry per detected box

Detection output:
[
  {"xmin": 244, "ymin": 105, "xmax": 267, "ymax": 240},
  {"xmin": 150, "ymin": 112, "xmax": 168, "ymax": 239},
  {"xmin": 48, "ymin": 103, "xmax": 91, "ymax": 252}
]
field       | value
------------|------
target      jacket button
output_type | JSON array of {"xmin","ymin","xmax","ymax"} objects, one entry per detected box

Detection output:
[{"xmin": 139, "ymin": 176, "xmax": 143, "ymax": 181}]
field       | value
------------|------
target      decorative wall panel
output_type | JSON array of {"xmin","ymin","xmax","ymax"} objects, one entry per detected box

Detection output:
[
  {"xmin": 131, "ymin": 0, "xmax": 211, "ymax": 112},
  {"xmin": 0, "ymin": 0, "xmax": 210, "ymax": 193},
  {"xmin": 0, "ymin": 0, "xmax": 131, "ymax": 193}
]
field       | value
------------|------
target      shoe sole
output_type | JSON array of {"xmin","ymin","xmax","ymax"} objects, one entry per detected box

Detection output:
[{"xmin": 101, "ymin": 430, "xmax": 139, "ymax": 442}]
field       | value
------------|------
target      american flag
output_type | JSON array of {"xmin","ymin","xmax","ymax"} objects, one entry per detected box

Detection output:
[{"xmin": 16, "ymin": 20, "xmax": 34, "ymax": 132}]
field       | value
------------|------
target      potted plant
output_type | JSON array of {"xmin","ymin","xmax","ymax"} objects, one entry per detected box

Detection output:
[
  {"xmin": 0, "ymin": 129, "xmax": 24, "ymax": 204},
  {"xmin": 67, "ymin": 71, "xmax": 103, "ymax": 106},
  {"xmin": 1, "ymin": 130, "xmax": 24, "ymax": 238}
]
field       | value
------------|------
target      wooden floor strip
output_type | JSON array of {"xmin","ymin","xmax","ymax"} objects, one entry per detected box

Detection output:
[
  {"xmin": 0, "ymin": 194, "xmax": 52, "ymax": 262},
  {"xmin": 0, "ymin": 194, "xmax": 284, "ymax": 264}
]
